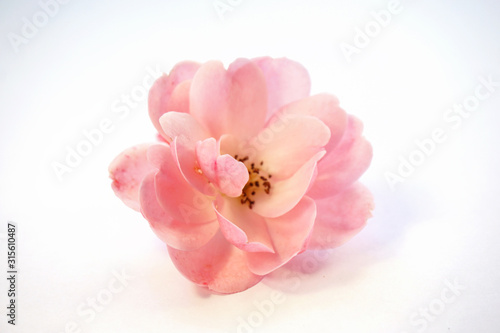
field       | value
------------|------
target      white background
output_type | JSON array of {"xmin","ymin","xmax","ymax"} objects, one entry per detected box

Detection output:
[{"xmin": 1, "ymin": 0, "xmax": 500, "ymax": 332}]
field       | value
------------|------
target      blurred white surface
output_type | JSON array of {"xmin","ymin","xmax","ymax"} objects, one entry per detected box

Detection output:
[{"xmin": 1, "ymin": 0, "xmax": 500, "ymax": 332}]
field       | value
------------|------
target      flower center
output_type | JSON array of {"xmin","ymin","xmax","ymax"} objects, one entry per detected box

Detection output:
[{"xmin": 234, "ymin": 155, "xmax": 272, "ymax": 209}]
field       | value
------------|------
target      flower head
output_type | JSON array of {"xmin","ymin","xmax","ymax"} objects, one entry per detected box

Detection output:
[{"xmin": 109, "ymin": 57, "xmax": 374, "ymax": 294}]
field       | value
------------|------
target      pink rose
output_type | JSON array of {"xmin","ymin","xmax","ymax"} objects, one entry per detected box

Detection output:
[{"xmin": 109, "ymin": 57, "xmax": 374, "ymax": 294}]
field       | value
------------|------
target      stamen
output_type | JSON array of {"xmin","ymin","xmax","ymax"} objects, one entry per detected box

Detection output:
[
  {"xmin": 194, "ymin": 166, "xmax": 203, "ymax": 175},
  {"xmin": 238, "ymin": 159, "xmax": 272, "ymax": 209}
]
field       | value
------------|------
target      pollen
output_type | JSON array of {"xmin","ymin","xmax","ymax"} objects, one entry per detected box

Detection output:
[{"xmin": 235, "ymin": 156, "xmax": 273, "ymax": 209}]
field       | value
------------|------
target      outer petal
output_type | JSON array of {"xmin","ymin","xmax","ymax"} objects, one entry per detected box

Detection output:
[
  {"xmin": 148, "ymin": 61, "xmax": 200, "ymax": 138},
  {"xmin": 148, "ymin": 144, "xmax": 216, "ymax": 224},
  {"xmin": 307, "ymin": 115, "xmax": 373, "ymax": 199},
  {"xmin": 167, "ymin": 81, "xmax": 192, "ymax": 114},
  {"xmin": 190, "ymin": 59, "xmax": 267, "ymax": 141},
  {"xmin": 251, "ymin": 114, "xmax": 330, "ymax": 180},
  {"xmin": 109, "ymin": 143, "xmax": 156, "ymax": 211},
  {"xmin": 247, "ymin": 197, "xmax": 316, "ymax": 275},
  {"xmin": 159, "ymin": 111, "xmax": 209, "ymax": 144},
  {"xmin": 251, "ymin": 57, "xmax": 311, "ymax": 118},
  {"xmin": 252, "ymin": 151, "xmax": 325, "ymax": 218},
  {"xmin": 307, "ymin": 182, "xmax": 374, "ymax": 250},
  {"xmin": 271, "ymin": 93, "xmax": 348, "ymax": 153},
  {"xmin": 214, "ymin": 196, "xmax": 274, "ymax": 253},
  {"xmin": 168, "ymin": 231, "xmax": 263, "ymax": 294},
  {"xmin": 140, "ymin": 172, "xmax": 218, "ymax": 251}
]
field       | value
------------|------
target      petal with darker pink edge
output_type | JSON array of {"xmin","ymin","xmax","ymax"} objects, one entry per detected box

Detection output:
[
  {"xmin": 109, "ymin": 143, "xmax": 156, "ymax": 211},
  {"xmin": 168, "ymin": 231, "xmax": 263, "ymax": 294}
]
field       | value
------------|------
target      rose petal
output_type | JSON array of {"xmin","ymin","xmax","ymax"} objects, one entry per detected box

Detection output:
[
  {"xmin": 109, "ymin": 143, "xmax": 156, "ymax": 211},
  {"xmin": 251, "ymin": 57, "xmax": 311, "ymax": 118},
  {"xmin": 168, "ymin": 80, "xmax": 192, "ymax": 114},
  {"xmin": 272, "ymin": 93, "xmax": 348, "ymax": 153},
  {"xmin": 171, "ymin": 137, "xmax": 216, "ymax": 196},
  {"xmin": 307, "ymin": 182, "xmax": 374, "ymax": 250},
  {"xmin": 168, "ymin": 231, "xmax": 263, "ymax": 294},
  {"xmin": 251, "ymin": 114, "xmax": 330, "ymax": 180},
  {"xmin": 252, "ymin": 151, "xmax": 325, "ymax": 218},
  {"xmin": 215, "ymin": 154, "xmax": 249, "ymax": 197},
  {"xmin": 195, "ymin": 138, "xmax": 218, "ymax": 182},
  {"xmin": 190, "ymin": 59, "xmax": 267, "ymax": 141},
  {"xmin": 148, "ymin": 144, "xmax": 216, "ymax": 224},
  {"xmin": 159, "ymin": 111, "xmax": 209, "ymax": 144},
  {"xmin": 196, "ymin": 138, "xmax": 249, "ymax": 197},
  {"xmin": 247, "ymin": 197, "xmax": 316, "ymax": 275},
  {"xmin": 307, "ymin": 115, "xmax": 373, "ymax": 199},
  {"xmin": 140, "ymin": 172, "xmax": 218, "ymax": 251},
  {"xmin": 148, "ymin": 61, "xmax": 200, "ymax": 138},
  {"xmin": 214, "ymin": 196, "xmax": 274, "ymax": 253}
]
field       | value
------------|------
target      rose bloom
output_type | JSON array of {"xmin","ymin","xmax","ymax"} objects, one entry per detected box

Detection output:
[{"xmin": 109, "ymin": 57, "xmax": 373, "ymax": 294}]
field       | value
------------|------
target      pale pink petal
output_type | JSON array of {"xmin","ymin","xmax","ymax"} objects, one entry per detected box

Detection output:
[
  {"xmin": 148, "ymin": 75, "xmax": 170, "ymax": 137},
  {"xmin": 168, "ymin": 231, "xmax": 263, "ymax": 294},
  {"xmin": 251, "ymin": 114, "xmax": 330, "ymax": 180},
  {"xmin": 190, "ymin": 60, "xmax": 267, "ymax": 141},
  {"xmin": 148, "ymin": 144, "xmax": 216, "ymax": 224},
  {"xmin": 215, "ymin": 154, "xmax": 249, "ymax": 197},
  {"xmin": 195, "ymin": 138, "xmax": 218, "ymax": 181},
  {"xmin": 196, "ymin": 138, "xmax": 249, "ymax": 197},
  {"xmin": 214, "ymin": 196, "xmax": 274, "ymax": 253},
  {"xmin": 171, "ymin": 137, "xmax": 216, "ymax": 196},
  {"xmin": 109, "ymin": 143, "xmax": 156, "ymax": 211},
  {"xmin": 251, "ymin": 57, "xmax": 311, "ymax": 118},
  {"xmin": 219, "ymin": 134, "xmax": 259, "ymax": 164},
  {"xmin": 247, "ymin": 197, "xmax": 316, "ymax": 275},
  {"xmin": 252, "ymin": 151, "xmax": 325, "ymax": 218},
  {"xmin": 168, "ymin": 80, "xmax": 192, "ymax": 114},
  {"xmin": 159, "ymin": 111, "xmax": 209, "ymax": 144},
  {"xmin": 272, "ymin": 93, "xmax": 348, "ymax": 153},
  {"xmin": 308, "ymin": 182, "xmax": 374, "ymax": 250},
  {"xmin": 140, "ymin": 172, "xmax": 218, "ymax": 251},
  {"xmin": 148, "ymin": 61, "xmax": 200, "ymax": 138},
  {"xmin": 307, "ymin": 115, "xmax": 373, "ymax": 199}
]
